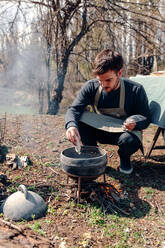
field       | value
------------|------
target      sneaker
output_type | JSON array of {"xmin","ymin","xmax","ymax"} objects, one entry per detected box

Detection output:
[{"xmin": 118, "ymin": 165, "xmax": 133, "ymax": 175}]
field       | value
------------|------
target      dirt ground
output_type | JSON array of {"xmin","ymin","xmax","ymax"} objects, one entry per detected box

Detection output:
[{"xmin": 0, "ymin": 114, "xmax": 165, "ymax": 248}]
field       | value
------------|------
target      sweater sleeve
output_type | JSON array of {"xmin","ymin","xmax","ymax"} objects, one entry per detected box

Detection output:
[
  {"xmin": 129, "ymin": 85, "xmax": 151, "ymax": 130},
  {"xmin": 65, "ymin": 81, "xmax": 97, "ymax": 129}
]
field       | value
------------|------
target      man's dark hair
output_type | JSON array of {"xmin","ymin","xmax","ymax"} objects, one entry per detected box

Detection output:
[{"xmin": 93, "ymin": 49, "xmax": 124, "ymax": 75}]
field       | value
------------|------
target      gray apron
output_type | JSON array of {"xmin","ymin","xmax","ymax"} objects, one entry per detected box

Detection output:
[{"xmin": 80, "ymin": 79, "xmax": 142, "ymax": 141}]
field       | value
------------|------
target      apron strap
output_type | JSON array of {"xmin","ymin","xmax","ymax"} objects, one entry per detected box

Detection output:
[
  {"xmin": 94, "ymin": 85, "xmax": 102, "ymax": 107},
  {"xmin": 119, "ymin": 79, "xmax": 125, "ymax": 109},
  {"xmin": 94, "ymin": 79, "xmax": 125, "ymax": 110},
  {"xmin": 94, "ymin": 85, "xmax": 102, "ymax": 113}
]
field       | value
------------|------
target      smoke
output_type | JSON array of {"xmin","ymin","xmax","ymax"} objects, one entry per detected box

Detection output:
[
  {"xmin": 0, "ymin": 42, "xmax": 48, "ymax": 115},
  {"xmin": 0, "ymin": 2, "xmax": 49, "ymax": 115}
]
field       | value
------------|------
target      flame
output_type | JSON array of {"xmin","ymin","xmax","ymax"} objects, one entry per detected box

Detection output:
[{"xmin": 99, "ymin": 184, "xmax": 121, "ymax": 202}]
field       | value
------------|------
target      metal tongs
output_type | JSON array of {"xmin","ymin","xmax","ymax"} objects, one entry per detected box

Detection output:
[{"xmin": 75, "ymin": 135, "xmax": 81, "ymax": 154}]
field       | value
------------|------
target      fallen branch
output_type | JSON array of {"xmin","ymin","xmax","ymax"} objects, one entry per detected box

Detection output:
[
  {"xmin": 48, "ymin": 167, "xmax": 60, "ymax": 175},
  {"xmin": 0, "ymin": 218, "xmax": 24, "ymax": 233}
]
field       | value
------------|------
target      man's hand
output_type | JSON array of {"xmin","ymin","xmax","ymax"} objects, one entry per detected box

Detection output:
[
  {"xmin": 66, "ymin": 127, "xmax": 81, "ymax": 146},
  {"xmin": 123, "ymin": 119, "xmax": 136, "ymax": 131}
]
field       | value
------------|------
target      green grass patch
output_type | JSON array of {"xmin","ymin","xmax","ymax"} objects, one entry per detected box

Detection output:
[
  {"xmin": 144, "ymin": 187, "xmax": 155, "ymax": 199},
  {"xmin": 29, "ymin": 222, "xmax": 45, "ymax": 236}
]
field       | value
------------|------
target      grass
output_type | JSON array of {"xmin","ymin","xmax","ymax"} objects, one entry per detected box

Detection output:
[
  {"xmin": 27, "ymin": 185, "xmax": 36, "ymax": 191},
  {"xmin": 46, "ymin": 141, "xmax": 55, "ymax": 147},
  {"xmin": 87, "ymin": 205, "xmax": 105, "ymax": 227},
  {"xmin": 47, "ymin": 205, "xmax": 56, "ymax": 216},
  {"xmin": 7, "ymin": 185, "xmax": 17, "ymax": 193},
  {"xmin": 85, "ymin": 204, "xmax": 145, "ymax": 247},
  {"xmin": 44, "ymin": 219, "xmax": 52, "ymax": 224},
  {"xmin": 44, "ymin": 161, "xmax": 60, "ymax": 167},
  {"xmin": 13, "ymin": 175, "xmax": 21, "ymax": 181},
  {"xmin": 29, "ymin": 222, "xmax": 46, "ymax": 236},
  {"xmin": 46, "ymin": 175, "xmax": 52, "ymax": 179},
  {"xmin": 144, "ymin": 187, "xmax": 156, "ymax": 199}
]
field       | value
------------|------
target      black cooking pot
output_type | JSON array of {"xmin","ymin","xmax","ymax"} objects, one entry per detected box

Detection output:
[{"xmin": 60, "ymin": 146, "xmax": 107, "ymax": 177}]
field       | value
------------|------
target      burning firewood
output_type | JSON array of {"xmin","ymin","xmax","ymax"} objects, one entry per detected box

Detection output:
[{"xmin": 76, "ymin": 181, "xmax": 130, "ymax": 216}]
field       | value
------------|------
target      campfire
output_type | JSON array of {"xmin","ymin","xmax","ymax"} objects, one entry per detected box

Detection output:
[
  {"xmin": 74, "ymin": 181, "xmax": 129, "ymax": 215},
  {"xmin": 62, "ymin": 176, "xmax": 130, "ymax": 216},
  {"xmin": 61, "ymin": 146, "xmax": 130, "ymax": 215}
]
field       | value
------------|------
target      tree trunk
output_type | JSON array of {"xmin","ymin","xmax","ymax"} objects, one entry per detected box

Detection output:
[
  {"xmin": 46, "ymin": 43, "xmax": 51, "ymax": 112},
  {"xmin": 38, "ymin": 85, "xmax": 44, "ymax": 114},
  {"xmin": 47, "ymin": 67, "xmax": 66, "ymax": 115}
]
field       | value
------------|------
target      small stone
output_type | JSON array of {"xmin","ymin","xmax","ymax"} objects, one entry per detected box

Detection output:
[
  {"xmin": 83, "ymin": 232, "xmax": 91, "ymax": 239},
  {"xmin": 53, "ymin": 236, "xmax": 61, "ymax": 241},
  {"xmin": 72, "ymin": 219, "xmax": 77, "ymax": 223},
  {"xmin": 6, "ymin": 154, "xmax": 31, "ymax": 169},
  {"xmin": 19, "ymin": 156, "xmax": 31, "ymax": 168},
  {"xmin": 59, "ymin": 241, "xmax": 67, "ymax": 248},
  {"xmin": 52, "ymin": 149, "xmax": 58, "ymax": 152}
]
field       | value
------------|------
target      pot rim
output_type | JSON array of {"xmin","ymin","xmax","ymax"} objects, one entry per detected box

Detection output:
[{"xmin": 60, "ymin": 145, "xmax": 107, "ymax": 162}]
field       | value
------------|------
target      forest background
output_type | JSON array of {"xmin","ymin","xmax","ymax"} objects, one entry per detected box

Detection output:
[{"xmin": 0, "ymin": 0, "xmax": 165, "ymax": 116}]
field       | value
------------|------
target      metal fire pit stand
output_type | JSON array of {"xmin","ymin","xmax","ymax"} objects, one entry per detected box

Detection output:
[{"xmin": 66, "ymin": 173, "xmax": 106, "ymax": 203}]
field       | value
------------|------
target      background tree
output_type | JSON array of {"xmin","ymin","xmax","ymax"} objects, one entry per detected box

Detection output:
[{"xmin": 0, "ymin": 0, "xmax": 164, "ymax": 114}]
